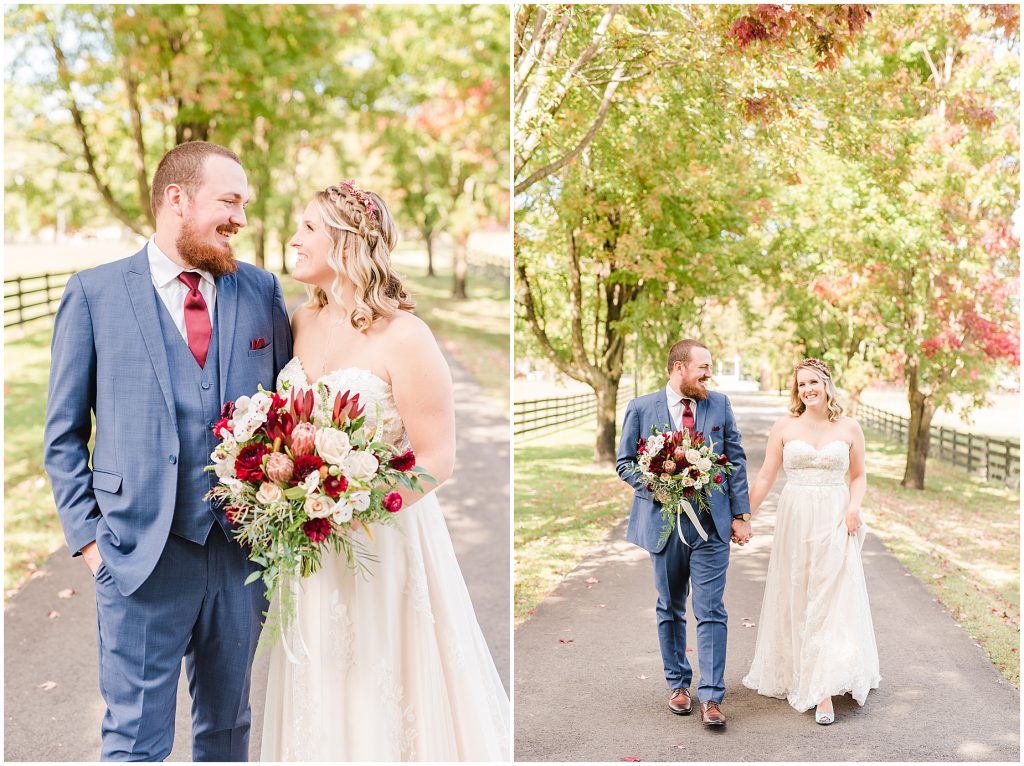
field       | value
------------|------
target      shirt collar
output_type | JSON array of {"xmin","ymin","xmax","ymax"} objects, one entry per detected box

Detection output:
[
  {"xmin": 147, "ymin": 236, "xmax": 215, "ymax": 289},
  {"xmin": 665, "ymin": 383, "xmax": 695, "ymax": 409}
]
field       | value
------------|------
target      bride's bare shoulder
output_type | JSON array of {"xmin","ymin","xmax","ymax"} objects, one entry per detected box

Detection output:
[{"xmin": 378, "ymin": 309, "xmax": 436, "ymax": 344}]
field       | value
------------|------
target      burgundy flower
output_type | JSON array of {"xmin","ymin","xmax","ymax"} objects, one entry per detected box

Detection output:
[
  {"xmin": 302, "ymin": 517, "xmax": 331, "ymax": 543},
  {"xmin": 689, "ymin": 467, "xmax": 701, "ymax": 480},
  {"xmin": 718, "ymin": 454, "xmax": 729, "ymax": 466},
  {"xmin": 235, "ymin": 444, "xmax": 269, "ymax": 482},
  {"xmin": 714, "ymin": 473, "xmax": 725, "ymax": 485},
  {"xmin": 384, "ymin": 492, "xmax": 403, "ymax": 513},
  {"xmin": 322, "ymin": 474, "xmax": 349, "ymax": 498},
  {"xmin": 220, "ymin": 401, "xmax": 236, "ymax": 419},
  {"xmin": 292, "ymin": 454, "xmax": 324, "ymax": 485},
  {"xmin": 224, "ymin": 506, "xmax": 240, "ymax": 525},
  {"xmin": 212, "ymin": 417, "xmax": 232, "ymax": 438},
  {"xmin": 683, "ymin": 487, "xmax": 695, "ymax": 498},
  {"xmin": 388, "ymin": 449, "xmax": 416, "ymax": 473}
]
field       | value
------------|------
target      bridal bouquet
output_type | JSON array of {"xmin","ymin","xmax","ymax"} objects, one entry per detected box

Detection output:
[
  {"xmin": 633, "ymin": 426, "xmax": 734, "ymax": 548},
  {"xmin": 205, "ymin": 382, "xmax": 431, "ymax": 624}
]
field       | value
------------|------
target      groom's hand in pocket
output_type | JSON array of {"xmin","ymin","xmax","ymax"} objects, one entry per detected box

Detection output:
[{"xmin": 81, "ymin": 540, "xmax": 103, "ymax": 576}]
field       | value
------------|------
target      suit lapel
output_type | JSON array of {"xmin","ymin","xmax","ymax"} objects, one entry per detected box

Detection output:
[
  {"xmin": 216, "ymin": 272, "xmax": 238, "ymax": 405},
  {"xmin": 125, "ymin": 250, "xmax": 175, "ymax": 421},
  {"xmin": 696, "ymin": 396, "xmax": 709, "ymax": 436},
  {"xmin": 656, "ymin": 389, "xmax": 673, "ymax": 433}
]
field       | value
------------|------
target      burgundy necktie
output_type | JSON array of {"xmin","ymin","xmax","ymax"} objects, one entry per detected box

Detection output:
[
  {"xmin": 177, "ymin": 272, "xmax": 211, "ymax": 368},
  {"xmin": 681, "ymin": 399, "xmax": 695, "ymax": 433}
]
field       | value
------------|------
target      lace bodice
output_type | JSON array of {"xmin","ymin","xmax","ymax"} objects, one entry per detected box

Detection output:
[
  {"xmin": 782, "ymin": 440, "xmax": 849, "ymax": 486},
  {"xmin": 276, "ymin": 357, "xmax": 410, "ymax": 450}
]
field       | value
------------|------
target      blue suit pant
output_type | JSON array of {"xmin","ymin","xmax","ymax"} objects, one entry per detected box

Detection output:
[
  {"xmin": 650, "ymin": 512, "xmax": 730, "ymax": 703},
  {"xmin": 94, "ymin": 529, "xmax": 266, "ymax": 761}
]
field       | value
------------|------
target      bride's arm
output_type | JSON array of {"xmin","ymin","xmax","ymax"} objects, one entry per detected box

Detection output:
[
  {"xmin": 748, "ymin": 418, "xmax": 786, "ymax": 516},
  {"xmin": 846, "ymin": 419, "xmax": 867, "ymax": 530},
  {"xmin": 386, "ymin": 314, "xmax": 456, "ymax": 504}
]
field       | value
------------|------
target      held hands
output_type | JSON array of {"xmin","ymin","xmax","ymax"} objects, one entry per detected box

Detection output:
[
  {"xmin": 81, "ymin": 540, "xmax": 103, "ymax": 576},
  {"xmin": 845, "ymin": 509, "xmax": 862, "ymax": 536},
  {"xmin": 730, "ymin": 519, "xmax": 752, "ymax": 546}
]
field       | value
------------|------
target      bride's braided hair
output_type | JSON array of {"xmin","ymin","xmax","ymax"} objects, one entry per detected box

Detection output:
[
  {"xmin": 306, "ymin": 181, "xmax": 414, "ymax": 330},
  {"xmin": 789, "ymin": 358, "xmax": 844, "ymax": 422}
]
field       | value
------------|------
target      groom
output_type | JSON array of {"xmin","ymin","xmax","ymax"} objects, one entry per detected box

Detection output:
[
  {"xmin": 44, "ymin": 141, "xmax": 292, "ymax": 760},
  {"xmin": 616, "ymin": 339, "xmax": 751, "ymax": 727}
]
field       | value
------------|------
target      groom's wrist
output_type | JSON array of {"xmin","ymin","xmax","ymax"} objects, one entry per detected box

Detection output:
[{"xmin": 732, "ymin": 513, "xmax": 751, "ymax": 522}]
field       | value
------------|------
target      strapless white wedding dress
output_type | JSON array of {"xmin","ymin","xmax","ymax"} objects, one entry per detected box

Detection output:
[
  {"xmin": 742, "ymin": 440, "xmax": 881, "ymax": 712},
  {"xmin": 260, "ymin": 358, "xmax": 509, "ymax": 761}
]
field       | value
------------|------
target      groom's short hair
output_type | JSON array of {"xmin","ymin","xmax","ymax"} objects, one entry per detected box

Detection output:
[
  {"xmin": 667, "ymin": 339, "xmax": 708, "ymax": 373},
  {"xmin": 151, "ymin": 141, "xmax": 242, "ymax": 216}
]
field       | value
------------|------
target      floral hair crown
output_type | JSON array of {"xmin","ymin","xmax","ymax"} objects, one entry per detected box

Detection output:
[
  {"xmin": 336, "ymin": 179, "xmax": 379, "ymax": 222},
  {"xmin": 795, "ymin": 357, "xmax": 833, "ymax": 380}
]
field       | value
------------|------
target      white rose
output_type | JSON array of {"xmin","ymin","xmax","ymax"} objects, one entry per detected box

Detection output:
[
  {"xmin": 304, "ymin": 494, "xmax": 334, "ymax": 519},
  {"xmin": 697, "ymin": 457, "xmax": 713, "ymax": 473},
  {"xmin": 343, "ymin": 450, "xmax": 380, "ymax": 482},
  {"xmin": 685, "ymin": 449, "xmax": 701, "ymax": 465},
  {"xmin": 256, "ymin": 482, "xmax": 284, "ymax": 504},
  {"xmin": 681, "ymin": 474, "xmax": 694, "ymax": 488},
  {"xmin": 315, "ymin": 428, "xmax": 353, "ymax": 466}
]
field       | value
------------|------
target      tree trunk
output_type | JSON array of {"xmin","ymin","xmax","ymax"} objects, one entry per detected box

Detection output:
[
  {"xmin": 253, "ymin": 218, "xmax": 266, "ymax": 269},
  {"xmin": 280, "ymin": 205, "xmax": 291, "ymax": 274},
  {"xmin": 452, "ymin": 237, "xmax": 468, "ymax": 299},
  {"xmin": 424, "ymin": 229, "xmax": 435, "ymax": 277},
  {"xmin": 901, "ymin": 370, "xmax": 935, "ymax": 490},
  {"xmin": 594, "ymin": 377, "xmax": 620, "ymax": 467},
  {"xmin": 846, "ymin": 385, "xmax": 865, "ymax": 416}
]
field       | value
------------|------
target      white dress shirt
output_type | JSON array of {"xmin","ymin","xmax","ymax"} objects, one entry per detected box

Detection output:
[
  {"xmin": 665, "ymin": 384, "xmax": 696, "ymax": 432},
  {"xmin": 147, "ymin": 236, "xmax": 216, "ymax": 342}
]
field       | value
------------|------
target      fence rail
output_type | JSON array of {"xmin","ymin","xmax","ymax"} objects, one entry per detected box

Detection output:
[
  {"xmin": 5, "ymin": 271, "xmax": 76, "ymax": 329},
  {"xmin": 858, "ymin": 402, "xmax": 1020, "ymax": 488},
  {"xmin": 514, "ymin": 387, "xmax": 632, "ymax": 437}
]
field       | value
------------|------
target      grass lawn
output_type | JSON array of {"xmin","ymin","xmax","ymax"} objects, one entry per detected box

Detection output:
[
  {"xmin": 4, "ymin": 327, "xmax": 62, "ymax": 596},
  {"xmin": 514, "ymin": 419, "xmax": 633, "ymax": 624},
  {"xmin": 861, "ymin": 429, "xmax": 1020, "ymax": 687}
]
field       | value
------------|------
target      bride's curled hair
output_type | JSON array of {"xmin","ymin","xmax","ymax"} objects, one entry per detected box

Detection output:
[
  {"xmin": 789, "ymin": 358, "xmax": 844, "ymax": 422},
  {"xmin": 306, "ymin": 181, "xmax": 414, "ymax": 330}
]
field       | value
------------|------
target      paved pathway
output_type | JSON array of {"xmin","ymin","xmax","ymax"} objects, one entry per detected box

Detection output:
[
  {"xmin": 514, "ymin": 390, "xmax": 1019, "ymax": 762},
  {"xmin": 4, "ymin": 350, "xmax": 508, "ymax": 761}
]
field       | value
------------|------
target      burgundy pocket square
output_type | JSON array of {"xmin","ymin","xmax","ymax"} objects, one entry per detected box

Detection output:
[{"xmin": 250, "ymin": 337, "xmax": 267, "ymax": 350}]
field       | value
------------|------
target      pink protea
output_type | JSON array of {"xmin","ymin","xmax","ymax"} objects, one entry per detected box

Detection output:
[
  {"xmin": 290, "ymin": 422, "xmax": 317, "ymax": 457},
  {"xmin": 265, "ymin": 452, "xmax": 295, "ymax": 484}
]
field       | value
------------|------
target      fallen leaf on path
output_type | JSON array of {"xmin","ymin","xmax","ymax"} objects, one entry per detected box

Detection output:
[
  {"xmin": 741, "ymin": 618, "xmax": 756, "ymax": 628},
  {"xmin": 38, "ymin": 681, "xmax": 58, "ymax": 691},
  {"xmin": 47, "ymin": 610, "xmax": 60, "ymax": 619},
  {"xmin": 527, "ymin": 610, "xmax": 536, "ymax": 615},
  {"xmin": 559, "ymin": 638, "xmax": 574, "ymax": 644},
  {"xmin": 585, "ymin": 577, "xmax": 599, "ymax": 584},
  {"xmin": 622, "ymin": 758, "xmax": 641, "ymax": 762},
  {"xmin": 638, "ymin": 674, "xmax": 648, "ymax": 680},
  {"xmin": 57, "ymin": 589, "xmax": 76, "ymax": 599},
  {"xmin": 599, "ymin": 604, "xmax": 606, "ymax": 608}
]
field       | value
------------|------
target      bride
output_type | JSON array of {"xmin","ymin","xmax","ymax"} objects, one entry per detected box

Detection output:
[
  {"xmin": 260, "ymin": 181, "xmax": 509, "ymax": 760},
  {"xmin": 742, "ymin": 358, "xmax": 880, "ymax": 725}
]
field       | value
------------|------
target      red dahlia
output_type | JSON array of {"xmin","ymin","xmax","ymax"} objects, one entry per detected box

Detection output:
[
  {"xmin": 302, "ymin": 517, "xmax": 331, "ymax": 543},
  {"xmin": 714, "ymin": 473, "xmax": 725, "ymax": 485},
  {"xmin": 384, "ymin": 492, "xmax": 403, "ymax": 513},
  {"xmin": 388, "ymin": 449, "xmax": 416, "ymax": 472},
  {"xmin": 235, "ymin": 444, "xmax": 270, "ymax": 482},
  {"xmin": 292, "ymin": 454, "xmax": 325, "ymax": 484},
  {"xmin": 322, "ymin": 474, "xmax": 349, "ymax": 498}
]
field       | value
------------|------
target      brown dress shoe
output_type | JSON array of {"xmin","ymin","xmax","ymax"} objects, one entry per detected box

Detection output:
[
  {"xmin": 668, "ymin": 688, "xmax": 692, "ymax": 715},
  {"xmin": 700, "ymin": 700, "xmax": 726, "ymax": 726}
]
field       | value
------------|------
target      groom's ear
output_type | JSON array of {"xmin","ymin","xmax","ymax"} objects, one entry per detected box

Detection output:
[{"xmin": 164, "ymin": 183, "xmax": 187, "ymax": 215}]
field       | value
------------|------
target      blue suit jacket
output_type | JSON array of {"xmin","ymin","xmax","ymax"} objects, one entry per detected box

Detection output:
[
  {"xmin": 616, "ymin": 388, "xmax": 750, "ymax": 553},
  {"xmin": 43, "ymin": 247, "xmax": 292, "ymax": 596}
]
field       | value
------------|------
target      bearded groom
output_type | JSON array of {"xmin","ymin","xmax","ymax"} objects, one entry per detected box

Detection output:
[{"xmin": 616, "ymin": 339, "xmax": 751, "ymax": 727}]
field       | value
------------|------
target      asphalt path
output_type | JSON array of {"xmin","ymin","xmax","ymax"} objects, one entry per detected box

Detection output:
[
  {"xmin": 514, "ymin": 390, "xmax": 1020, "ymax": 762},
  {"xmin": 4, "ymin": 349, "xmax": 509, "ymax": 762}
]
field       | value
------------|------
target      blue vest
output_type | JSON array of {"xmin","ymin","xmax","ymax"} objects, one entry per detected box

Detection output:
[{"xmin": 155, "ymin": 289, "xmax": 228, "ymax": 545}]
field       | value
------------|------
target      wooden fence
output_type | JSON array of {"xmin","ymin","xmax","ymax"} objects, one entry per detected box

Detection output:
[
  {"xmin": 858, "ymin": 402, "xmax": 1020, "ymax": 488},
  {"xmin": 4, "ymin": 271, "xmax": 76, "ymax": 329},
  {"xmin": 514, "ymin": 387, "xmax": 632, "ymax": 437}
]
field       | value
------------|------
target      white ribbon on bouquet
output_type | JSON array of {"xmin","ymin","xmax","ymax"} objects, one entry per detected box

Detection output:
[{"xmin": 676, "ymin": 498, "xmax": 709, "ymax": 547}]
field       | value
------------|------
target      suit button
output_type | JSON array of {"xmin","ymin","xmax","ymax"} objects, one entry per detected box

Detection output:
[
  {"xmin": 169, "ymin": 455, "xmax": 177, "ymax": 464},
  {"xmin": 201, "ymin": 381, "xmax": 211, "ymax": 390},
  {"xmin": 207, "ymin": 421, "xmax": 216, "ymax": 429}
]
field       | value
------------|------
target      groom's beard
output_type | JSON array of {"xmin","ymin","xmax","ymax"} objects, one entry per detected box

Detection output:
[
  {"xmin": 177, "ymin": 219, "xmax": 239, "ymax": 277},
  {"xmin": 680, "ymin": 378, "xmax": 710, "ymax": 401}
]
